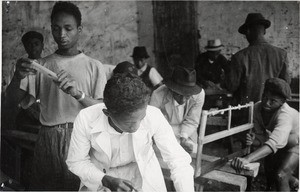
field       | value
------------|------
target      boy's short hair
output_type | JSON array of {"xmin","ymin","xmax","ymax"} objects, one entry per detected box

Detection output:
[
  {"xmin": 104, "ymin": 73, "xmax": 151, "ymax": 114},
  {"xmin": 21, "ymin": 31, "xmax": 43, "ymax": 45},
  {"xmin": 51, "ymin": 1, "xmax": 82, "ymax": 26}
]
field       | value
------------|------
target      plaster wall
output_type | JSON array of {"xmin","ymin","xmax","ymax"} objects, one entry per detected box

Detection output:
[
  {"xmin": 197, "ymin": 1, "xmax": 299, "ymax": 78},
  {"xmin": 2, "ymin": 1, "xmax": 141, "ymax": 87}
]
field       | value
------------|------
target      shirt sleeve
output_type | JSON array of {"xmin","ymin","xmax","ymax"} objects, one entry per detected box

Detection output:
[
  {"xmin": 91, "ymin": 61, "xmax": 107, "ymax": 99},
  {"xmin": 264, "ymin": 110, "xmax": 293, "ymax": 153},
  {"xmin": 152, "ymin": 108, "xmax": 194, "ymax": 192},
  {"xmin": 180, "ymin": 89, "xmax": 205, "ymax": 138},
  {"xmin": 66, "ymin": 111, "xmax": 105, "ymax": 191},
  {"xmin": 149, "ymin": 68, "xmax": 163, "ymax": 86}
]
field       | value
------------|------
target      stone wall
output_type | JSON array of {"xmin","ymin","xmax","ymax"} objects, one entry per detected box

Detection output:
[{"xmin": 197, "ymin": 1, "xmax": 299, "ymax": 78}]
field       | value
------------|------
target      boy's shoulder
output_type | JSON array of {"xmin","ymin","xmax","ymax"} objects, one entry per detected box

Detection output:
[{"xmin": 78, "ymin": 103, "xmax": 105, "ymax": 120}]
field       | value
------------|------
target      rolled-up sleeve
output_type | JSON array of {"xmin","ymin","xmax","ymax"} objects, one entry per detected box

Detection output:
[
  {"xmin": 66, "ymin": 111, "xmax": 105, "ymax": 191},
  {"xmin": 264, "ymin": 112, "xmax": 293, "ymax": 153}
]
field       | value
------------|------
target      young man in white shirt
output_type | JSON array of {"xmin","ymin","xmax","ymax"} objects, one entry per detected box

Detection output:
[{"xmin": 67, "ymin": 73, "xmax": 194, "ymax": 192}]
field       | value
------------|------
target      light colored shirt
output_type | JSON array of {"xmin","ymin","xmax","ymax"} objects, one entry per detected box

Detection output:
[
  {"xmin": 138, "ymin": 64, "xmax": 163, "ymax": 86},
  {"xmin": 67, "ymin": 103, "xmax": 194, "ymax": 192},
  {"xmin": 20, "ymin": 52, "xmax": 107, "ymax": 126},
  {"xmin": 254, "ymin": 102, "xmax": 299, "ymax": 153},
  {"xmin": 150, "ymin": 85, "xmax": 205, "ymax": 143}
]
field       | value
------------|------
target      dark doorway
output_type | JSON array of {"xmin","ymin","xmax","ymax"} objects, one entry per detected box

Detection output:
[{"xmin": 153, "ymin": 1, "xmax": 198, "ymax": 79}]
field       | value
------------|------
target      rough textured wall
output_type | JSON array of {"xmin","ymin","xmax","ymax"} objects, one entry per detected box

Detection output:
[
  {"xmin": 2, "ymin": 1, "xmax": 139, "ymax": 87},
  {"xmin": 197, "ymin": 1, "xmax": 299, "ymax": 78}
]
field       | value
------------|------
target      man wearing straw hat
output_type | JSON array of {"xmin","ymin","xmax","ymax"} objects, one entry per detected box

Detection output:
[
  {"xmin": 223, "ymin": 13, "xmax": 290, "ymax": 106},
  {"xmin": 195, "ymin": 39, "xmax": 228, "ymax": 90},
  {"xmin": 150, "ymin": 66, "xmax": 205, "ymax": 153}
]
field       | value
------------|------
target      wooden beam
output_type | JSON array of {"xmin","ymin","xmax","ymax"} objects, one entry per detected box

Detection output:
[{"xmin": 203, "ymin": 123, "xmax": 253, "ymax": 144}]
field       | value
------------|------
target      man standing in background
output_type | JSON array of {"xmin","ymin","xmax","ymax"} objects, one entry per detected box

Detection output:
[{"xmin": 223, "ymin": 13, "xmax": 291, "ymax": 106}]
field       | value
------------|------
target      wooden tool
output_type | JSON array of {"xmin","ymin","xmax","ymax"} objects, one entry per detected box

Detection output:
[{"xmin": 31, "ymin": 60, "xmax": 58, "ymax": 80}]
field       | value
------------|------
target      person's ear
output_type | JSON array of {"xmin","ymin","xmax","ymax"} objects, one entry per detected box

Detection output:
[
  {"xmin": 102, "ymin": 109, "xmax": 110, "ymax": 117},
  {"xmin": 78, "ymin": 25, "xmax": 83, "ymax": 34}
]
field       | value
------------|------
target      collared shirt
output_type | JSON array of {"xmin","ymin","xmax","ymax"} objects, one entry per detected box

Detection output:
[
  {"xmin": 66, "ymin": 103, "xmax": 194, "ymax": 192},
  {"xmin": 173, "ymin": 99, "xmax": 186, "ymax": 123},
  {"xmin": 150, "ymin": 85, "xmax": 205, "ymax": 143}
]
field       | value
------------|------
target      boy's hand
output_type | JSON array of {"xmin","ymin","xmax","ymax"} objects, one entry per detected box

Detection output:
[
  {"xmin": 180, "ymin": 137, "xmax": 193, "ymax": 153},
  {"xmin": 102, "ymin": 175, "xmax": 137, "ymax": 191},
  {"xmin": 15, "ymin": 58, "xmax": 37, "ymax": 79},
  {"xmin": 246, "ymin": 133, "xmax": 255, "ymax": 146},
  {"xmin": 55, "ymin": 70, "xmax": 81, "ymax": 98},
  {"xmin": 230, "ymin": 157, "xmax": 250, "ymax": 173}
]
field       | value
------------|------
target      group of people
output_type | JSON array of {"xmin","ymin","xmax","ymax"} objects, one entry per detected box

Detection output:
[
  {"xmin": 195, "ymin": 13, "xmax": 298, "ymax": 192},
  {"xmin": 2, "ymin": 1, "xmax": 298, "ymax": 192}
]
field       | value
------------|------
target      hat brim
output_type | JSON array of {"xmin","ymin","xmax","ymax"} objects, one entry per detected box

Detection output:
[
  {"xmin": 205, "ymin": 45, "xmax": 224, "ymax": 51},
  {"xmin": 130, "ymin": 55, "xmax": 150, "ymax": 59},
  {"xmin": 238, "ymin": 19, "xmax": 271, "ymax": 34},
  {"xmin": 165, "ymin": 80, "xmax": 202, "ymax": 96}
]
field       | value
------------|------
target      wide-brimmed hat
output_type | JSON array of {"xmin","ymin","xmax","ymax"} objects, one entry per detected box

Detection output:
[
  {"xmin": 165, "ymin": 66, "xmax": 202, "ymax": 96},
  {"xmin": 264, "ymin": 78, "xmax": 291, "ymax": 100},
  {"xmin": 113, "ymin": 61, "xmax": 138, "ymax": 75},
  {"xmin": 205, "ymin": 39, "xmax": 224, "ymax": 51},
  {"xmin": 238, "ymin": 13, "xmax": 271, "ymax": 34},
  {"xmin": 131, "ymin": 46, "xmax": 150, "ymax": 59}
]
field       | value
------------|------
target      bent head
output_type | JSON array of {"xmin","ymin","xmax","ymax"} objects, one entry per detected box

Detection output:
[
  {"xmin": 171, "ymin": 90, "xmax": 191, "ymax": 105},
  {"xmin": 261, "ymin": 78, "xmax": 291, "ymax": 112},
  {"xmin": 261, "ymin": 90, "xmax": 284, "ymax": 112},
  {"xmin": 51, "ymin": 2, "xmax": 82, "ymax": 51},
  {"xmin": 103, "ymin": 73, "xmax": 151, "ymax": 133}
]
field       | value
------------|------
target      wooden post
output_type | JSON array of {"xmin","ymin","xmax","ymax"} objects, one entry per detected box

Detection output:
[{"xmin": 227, "ymin": 105, "xmax": 232, "ymax": 130}]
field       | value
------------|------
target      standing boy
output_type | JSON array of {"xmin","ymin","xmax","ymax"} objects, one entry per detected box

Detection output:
[{"xmin": 5, "ymin": 1, "xmax": 107, "ymax": 190}]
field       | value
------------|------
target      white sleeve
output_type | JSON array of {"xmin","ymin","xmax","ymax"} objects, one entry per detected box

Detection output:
[
  {"xmin": 66, "ymin": 111, "xmax": 105, "ymax": 191},
  {"xmin": 153, "ymin": 108, "xmax": 194, "ymax": 192},
  {"xmin": 149, "ymin": 68, "xmax": 163, "ymax": 86}
]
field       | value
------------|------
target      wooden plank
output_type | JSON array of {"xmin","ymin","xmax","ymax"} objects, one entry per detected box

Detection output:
[
  {"xmin": 216, "ymin": 162, "xmax": 260, "ymax": 177},
  {"xmin": 203, "ymin": 123, "xmax": 253, "ymax": 144},
  {"xmin": 195, "ymin": 170, "xmax": 247, "ymax": 192}
]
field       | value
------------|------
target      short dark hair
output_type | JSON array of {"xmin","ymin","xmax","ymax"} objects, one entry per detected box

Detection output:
[
  {"xmin": 104, "ymin": 73, "xmax": 151, "ymax": 114},
  {"xmin": 51, "ymin": 1, "xmax": 82, "ymax": 26},
  {"xmin": 21, "ymin": 31, "xmax": 43, "ymax": 45}
]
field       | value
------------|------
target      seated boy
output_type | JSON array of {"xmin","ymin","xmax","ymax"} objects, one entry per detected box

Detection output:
[
  {"xmin": 150, "ymin": 66, "xmax": 205, "ymax": 153},
  {"xmin": 231, "ymin": 78, "xmax": 299, "ymax": 191},
  {"xmin": 66, "ymin": 73, "xmax": 194, "ymax": 192}
]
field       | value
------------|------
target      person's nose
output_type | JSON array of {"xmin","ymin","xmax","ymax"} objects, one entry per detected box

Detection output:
[
  {"xmin": 59, "ymin": 29, "xmax": 67, "ymax": 38},
  {"xmin": 266, "ymin": 99, "xmax": 272, "ymax": 107}
]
